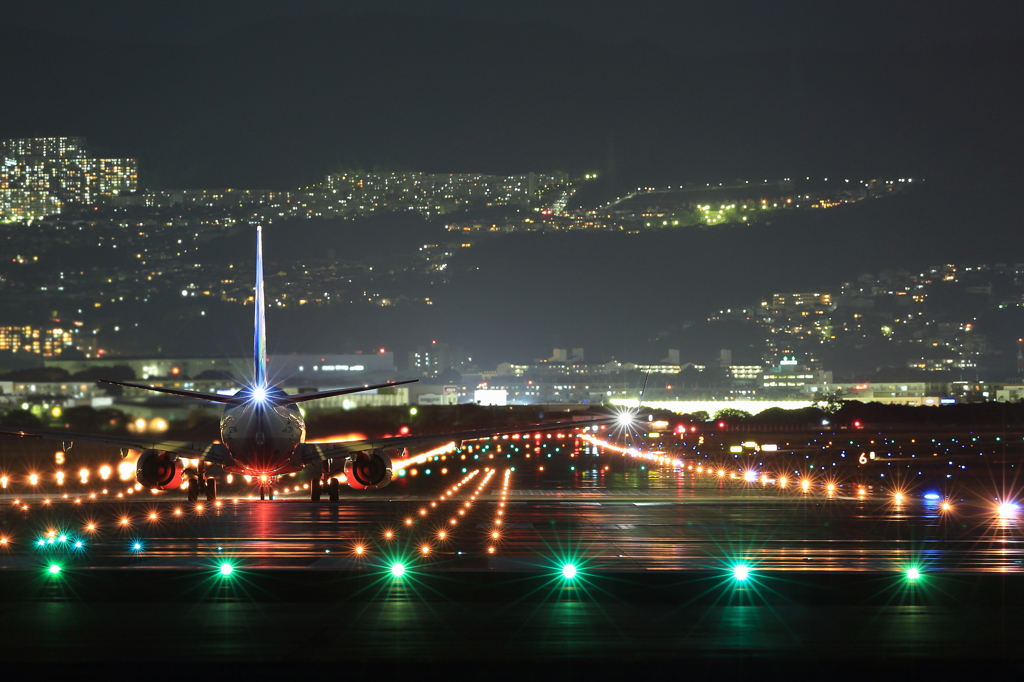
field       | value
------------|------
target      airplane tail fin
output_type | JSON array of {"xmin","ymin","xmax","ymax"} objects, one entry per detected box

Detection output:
[{"xmin": 254, "ymin": 225, "xmax": 267, "ymax": 387}]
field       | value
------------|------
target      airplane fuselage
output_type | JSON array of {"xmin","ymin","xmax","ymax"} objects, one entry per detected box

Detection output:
[{"xmin": 220, "ymin": 395, "xmax": 306, "ymax": 475}]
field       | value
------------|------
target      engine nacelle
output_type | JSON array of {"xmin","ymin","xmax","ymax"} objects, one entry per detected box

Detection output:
[
  {"xmin": 345, "ymin": 450, "xmax": 393, "ymax": 490},
  {"xmin": 136, "ymin": 449, "xmax": 184, "ymax": 490}
]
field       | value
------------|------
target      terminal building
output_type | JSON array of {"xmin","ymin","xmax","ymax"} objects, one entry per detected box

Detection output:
[{"xmin": 44, "ymin": 352, "xmax": 396, "ymax": 385}]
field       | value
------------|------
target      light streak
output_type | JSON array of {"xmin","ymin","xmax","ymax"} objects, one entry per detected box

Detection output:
[
  {"xmin": 580, "ymin": 435, "xmax": 681, "ymax": 467},
  {"xmin": 392, "ymin": 442, "xmax": 457, "ymax": 472}
]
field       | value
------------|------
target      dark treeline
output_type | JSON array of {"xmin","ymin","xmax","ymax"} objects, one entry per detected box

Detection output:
[{"xmin": 5, "ymin": 402, "xmax": 1023, "ymax": 440}]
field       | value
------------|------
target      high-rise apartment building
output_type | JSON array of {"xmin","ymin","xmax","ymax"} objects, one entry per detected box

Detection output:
[
  {"xmin": 0, "ymin": 137, "xmax": 137, "ymax": 221},
  {"xmin": 0, "ymin": 325, "xmax": 77, "ymax": 357}
]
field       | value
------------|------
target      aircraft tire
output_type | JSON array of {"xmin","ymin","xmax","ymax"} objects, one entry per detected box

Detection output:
[
  {"xmin": 328, "ymin": 477, "xmax": 340, "ymax": 502},
  {"xmin": 310, "ymin": 477, "xmax": 321, "ymax": 501},
  {"xmin": 206, "ymin": 478, "xmax": 217, "ymax": 502},
  {"xmin": 260, "ymin": 487, "xmax": 266, "ymax": 501},
  {"xmin": 188, "ymin": 482, "xmax": 199, "ymax": 503}
]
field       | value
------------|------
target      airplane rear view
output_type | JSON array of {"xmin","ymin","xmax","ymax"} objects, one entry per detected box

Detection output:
[{"xmin": 1, "ymin": 226, "xmax": 615, "ymax": 502}]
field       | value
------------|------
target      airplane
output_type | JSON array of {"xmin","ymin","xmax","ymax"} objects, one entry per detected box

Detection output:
[{"xmin": 0, "ymin": 226, "xmax": 618, "ymax": 503}]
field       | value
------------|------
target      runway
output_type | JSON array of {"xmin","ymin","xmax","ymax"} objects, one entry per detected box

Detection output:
[
  {"xmin": 1, "ymin": 455, "xmax": 1023, "ymax": 669},
  {"xmin": 3, "ymin": 490, "xmax": 1021, "ymax": 573}
]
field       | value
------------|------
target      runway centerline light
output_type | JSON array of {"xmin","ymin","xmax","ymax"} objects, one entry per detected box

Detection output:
[
  {"xmin": 219, "ymin": 562, "xmax": 234, "ymax": 576},
  {"xmin": 733, "ymin": 564, "xmax": 750, "ymax": 581},
  {"xmin": 561, "ymin": 563, "xmax": 578, "ymax": 580},
  {"xmin": 906, "ymin": 568, "xmax": 921, "ymax": 580},
  {"xmin": 390, "ymin": 562, "xmax": 406, "ymax": 578},
  {"xmin": 48, "ymin": 564, "xmax": 61, "ymax": 575}
]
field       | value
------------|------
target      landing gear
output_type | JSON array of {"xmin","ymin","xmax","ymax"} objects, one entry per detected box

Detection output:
[
  {"xmin": 311, "ymin": 462, "xmax": 339, "ymax": 502},
  {"xmin": 258, "ymin": 478, "xmax": 274, "ymax": 500},
  {"xmin": 186, "ymin": 464, "xmax": 218, "ymax": 503}
]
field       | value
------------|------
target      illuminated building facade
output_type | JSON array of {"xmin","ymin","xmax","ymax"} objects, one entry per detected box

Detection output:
[
  {"xmin": 0, "ymin": 325, "xmax": 77, "ymax": 357},
  {"xmin": 0, "ymin": 137, "xmax": 137, "ymax": 221}
]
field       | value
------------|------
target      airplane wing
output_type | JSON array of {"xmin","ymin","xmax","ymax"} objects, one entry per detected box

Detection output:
[
  {"xmin": 0, "ymin": 426, "xmax": 230, "ymax": 465},
  {"xmin": 98, "ymin": 378, "xmax": 419, "ymax": 405},
  {"xmin": 302, "ymin": 415, "xmax": 616, "ymax": 464},
  {"xmin": 99, "ymin": 380, "xmax": 237, "ymax": 403}
]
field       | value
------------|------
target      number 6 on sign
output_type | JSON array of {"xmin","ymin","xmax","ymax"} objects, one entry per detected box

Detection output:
[{"xmin": 858, "ymin": 453, "xmax": 868, "ymax": 464}]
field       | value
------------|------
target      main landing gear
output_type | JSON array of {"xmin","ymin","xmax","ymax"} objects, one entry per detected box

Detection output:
[
  {"xmin": 310, "ymin": 462, "xmax": 340, "ymax": 502},
  {"xmin": 185, "ymin": 462, "xmax": 218, "ymax": 503}
]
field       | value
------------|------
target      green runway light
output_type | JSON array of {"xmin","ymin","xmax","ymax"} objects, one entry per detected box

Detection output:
[
  {"xmin": 906, "ymin": 568, "xmax": 921, "ymax": 581},
  {"xmin": 733, "ymin": 564, "xmax": 750, "ymax": 581},
  {"xmin": 561, "ymin": 563, "xmax": 578, "ymax": 579},
  {"xmin": 219, "ymin": 562, "xmax": 234, "ymax": 576},
  {"xmin": 390, "ymin": 562, "xmax": 406, "ymax": 578},
  {"xmin": 48, "ymin": 564, "xmax": 61, "ymax": 575}
]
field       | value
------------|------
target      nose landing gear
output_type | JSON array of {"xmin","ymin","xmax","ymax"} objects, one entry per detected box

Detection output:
[{"xmin": 258, "ymin": 477, "xmax": 274, "ymax": 500}]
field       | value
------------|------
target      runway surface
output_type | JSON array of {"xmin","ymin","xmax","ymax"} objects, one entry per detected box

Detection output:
[{"xmin": 2, "ymin": 465, "xmax": 1023, "ymax": 670}]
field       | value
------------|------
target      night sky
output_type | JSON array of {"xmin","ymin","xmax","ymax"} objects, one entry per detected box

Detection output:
[
  {"xmin": 8, "ymin": 0, "xmax": 1023, "ymax": 53},
  {"xmin": 4, "ymin": 1, "xmax": 1023, "ymax": 190},
  {"xmin": 3, "ymin": 0, "xmax": 1024, "ymax": 367}
]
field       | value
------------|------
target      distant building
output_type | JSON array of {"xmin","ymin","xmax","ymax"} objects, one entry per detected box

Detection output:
[
  {"xmin": 0, "ymin": 325, "xmax": 78, "ymax": 357},
  {"xmin": 44, "ymin": 352, "xmax": 395, "ymax": 384},
  {"xmin": 408, "ymin": 343, "xmax": 467, "ymax": 375},
  {"xmin": 1, "ymin": 137, "xmax": 137, "ymax": 220}
]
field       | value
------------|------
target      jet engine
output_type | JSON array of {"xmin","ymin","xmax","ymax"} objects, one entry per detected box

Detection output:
[
  {"xmin": 136, "ymin": 449, "xmax": 184, "ymax": 490},
  {"xmin": 344, "ymin": 450, "xmax": 392, "ymax": 490}
]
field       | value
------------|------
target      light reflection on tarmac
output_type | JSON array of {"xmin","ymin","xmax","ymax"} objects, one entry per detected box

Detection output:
[
  {"xmin": 0, "ymin": 469, "xmax": 1021, "ymax": 571},
  {"xmin": 1, "ymin": 465, "xmax": 1023, "ymax": 666}
]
